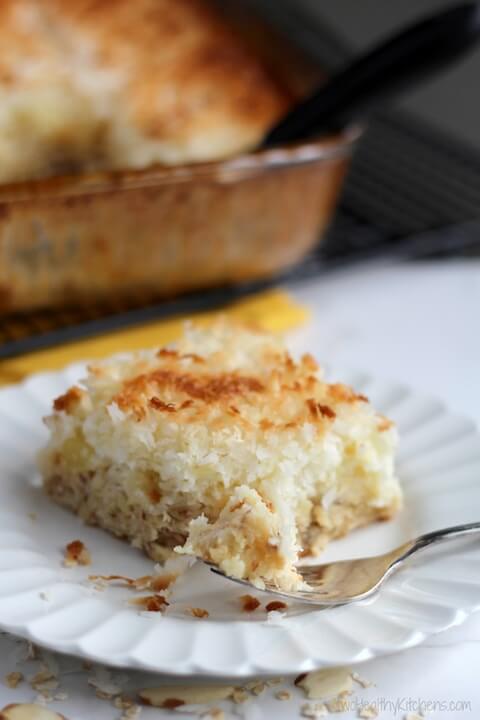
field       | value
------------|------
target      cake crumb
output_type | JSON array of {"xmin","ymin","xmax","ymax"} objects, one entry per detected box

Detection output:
[
  {"xmin": 326, "ymin": 696, "xmax": 350, "ymax": 713},
  {"xmin": 240, "ymin": 595, "xmax": 261, "ymax": 612},
  {"xmin": 404, "ymin": 714, "xmax": 425, "ymax": 720},
  {"xmin": 301, "ymin": 702, "xmax": 328, "ymax": 718},
  {"xmin": 63, "ymin": 540, "xmax": 91, "ymax": 567},
  {"xmin": 275, "ymin": 690, "xmax": 291, "ymax": 701},
  {"xmin": 232, "ymin": 688, "xmax": 249, "ymax": 704},
  {"xmin": 29, "ymin": 667, "xmax": 59, "ymax": 693},
  {"xmin": 265, "ymin": 678, "xmax": 283, "ymax": 687},
  {"xmin": 351, "ymin": 671, "xmax": 374, "ymax": 688},
  {"xmin": 358, "ymin": 705, "xmax": 378, "ymax": 718},
  {"xmin": 129, "ymin": 595, "xmax": 168, "ymax": 612},
  {"xmin": 265, "ymin": 601, "xmax": 288, "ymax": 612},
  {"xmin": 5, "ymin": 671, "xmax": 24, "ymax": 688},
  {"xmin": 187, "ymin": 607, "xmax": 209, "ymax": 619},
  {"xmin": 243, "ymin": 680, "xmax": 266, "ymax": 696},
  {"xmin": 201, "ymin": 710, "xmax": 225, "ymax": 720}
]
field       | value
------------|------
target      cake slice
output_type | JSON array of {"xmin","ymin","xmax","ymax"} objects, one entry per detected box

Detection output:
[{"xmin": 39, "ymin": 322, "xmax": 401, "ymax": 590}]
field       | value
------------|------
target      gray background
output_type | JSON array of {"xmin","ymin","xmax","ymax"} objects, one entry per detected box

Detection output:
[{"xmin": 302, "ymin": 0, "xmax": 480, "ymax": 149}]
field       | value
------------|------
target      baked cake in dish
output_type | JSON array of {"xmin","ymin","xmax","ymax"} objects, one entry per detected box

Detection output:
[
  {"xmin": 39, "ymin": 323, "xmax": 402, "ymax": 590},
  {"xmin": 0, "ymin": 0, "xmax": 289, "ymax": 183}
]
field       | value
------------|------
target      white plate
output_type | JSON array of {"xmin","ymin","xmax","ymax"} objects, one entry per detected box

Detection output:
[{"xmin": 0, "ymin": 363, "xmax": 479, "ymax": 678}]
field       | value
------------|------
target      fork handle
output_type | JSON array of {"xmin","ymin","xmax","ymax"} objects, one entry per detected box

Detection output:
[{"xmin": 401, "ymin": 521, "xmax": 480, "ymax": 561}]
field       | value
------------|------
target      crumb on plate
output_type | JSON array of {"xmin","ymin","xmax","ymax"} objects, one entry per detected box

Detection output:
[
  {"xmin": 63, "ymin": 540, "xmax": 90, "ymax": 567},
  {"xmin": 239, "ymin": 595, "xmax": 261, "ymax": 612},
  {"xmin": 187, "ymin": 607, "xmax": 209, "ymax": 619}
]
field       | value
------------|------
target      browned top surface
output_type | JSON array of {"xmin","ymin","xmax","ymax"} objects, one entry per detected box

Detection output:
[
  {"xmin": 0, "ymin": 0, "xmax": 290, "ymax": 147},
  {"xmin": 77, "ymin": 344, "xmax": 375, "ymax": 430},
  {"xmin": 49, "ymin": 324, "xmax": 394, "ymax": 443}
]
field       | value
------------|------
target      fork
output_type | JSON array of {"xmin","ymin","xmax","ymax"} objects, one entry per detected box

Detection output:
[{"xmin": 207, "ymin": 522, "xmax": 480, "ymax": 606}]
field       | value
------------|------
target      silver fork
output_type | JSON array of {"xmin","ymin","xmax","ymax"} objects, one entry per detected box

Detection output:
[{"xmin": 207, "ymin": 522, "xmax": 480, "ymax": 605}]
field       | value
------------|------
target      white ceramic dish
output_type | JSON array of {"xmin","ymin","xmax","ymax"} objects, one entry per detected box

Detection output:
[{"xmin": 0, "ymin": 362, "xmax": 479, "ymax": 678}]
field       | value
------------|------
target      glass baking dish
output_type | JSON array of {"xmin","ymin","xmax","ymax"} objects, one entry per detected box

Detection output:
[{"xmin": 0, "ymin": 127, "xmax": 361, "ymax": 314}]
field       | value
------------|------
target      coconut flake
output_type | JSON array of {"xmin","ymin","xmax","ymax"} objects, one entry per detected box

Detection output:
[{"xmin": 301, "ymin": 703, "xmax": 328, "ymax": 719}]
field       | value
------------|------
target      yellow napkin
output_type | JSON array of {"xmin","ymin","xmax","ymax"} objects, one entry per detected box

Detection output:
[{"xmin": 0, "ymin": 289, "xmax": 309, "ymax": 387}]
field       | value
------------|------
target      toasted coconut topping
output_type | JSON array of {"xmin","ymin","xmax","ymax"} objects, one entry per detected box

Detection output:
[
  {"xmin": 53, "ymin": 387, "xmax": 84, "ymax": 414},
  {"xmin": 45, "ymin": 323, "xmax": 397, "ymax": 441},
  {"xmin": 328, "ymin": 383, "xmax": 368, "ymax": 404},
  {"xmin": 129, "ymin": 594, "xmax": 168, "ymax": 611},
  {"xmin": 187, "ymin": 607, "xmax": 209, "ymax": 619},
  {"xmin": 95, "ymin": 325, "xmax": 377, "ymax": 434},
  {"xmin": 148, "ymin": 398, "xmax": 176, "ymax": 412},
  {"xmin": 4, "ymin": 673, "xmax": 23, "ymax": 689},
  {"xmin": 306, "ymin": 399, "xmax": 336, "ymax": 420}
]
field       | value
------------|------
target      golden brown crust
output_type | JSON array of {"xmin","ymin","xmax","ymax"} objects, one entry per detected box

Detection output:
[
  {"xmin": 106, "ymin": 345, "xmax": 373, "ymax": 434},
  {"xmin": 115, "ymin": 369, "xmax": 265, "ymax": 414},
  {"xmin": 0, "ymin": 0, "xmax": 290, "ymax": 177}
]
